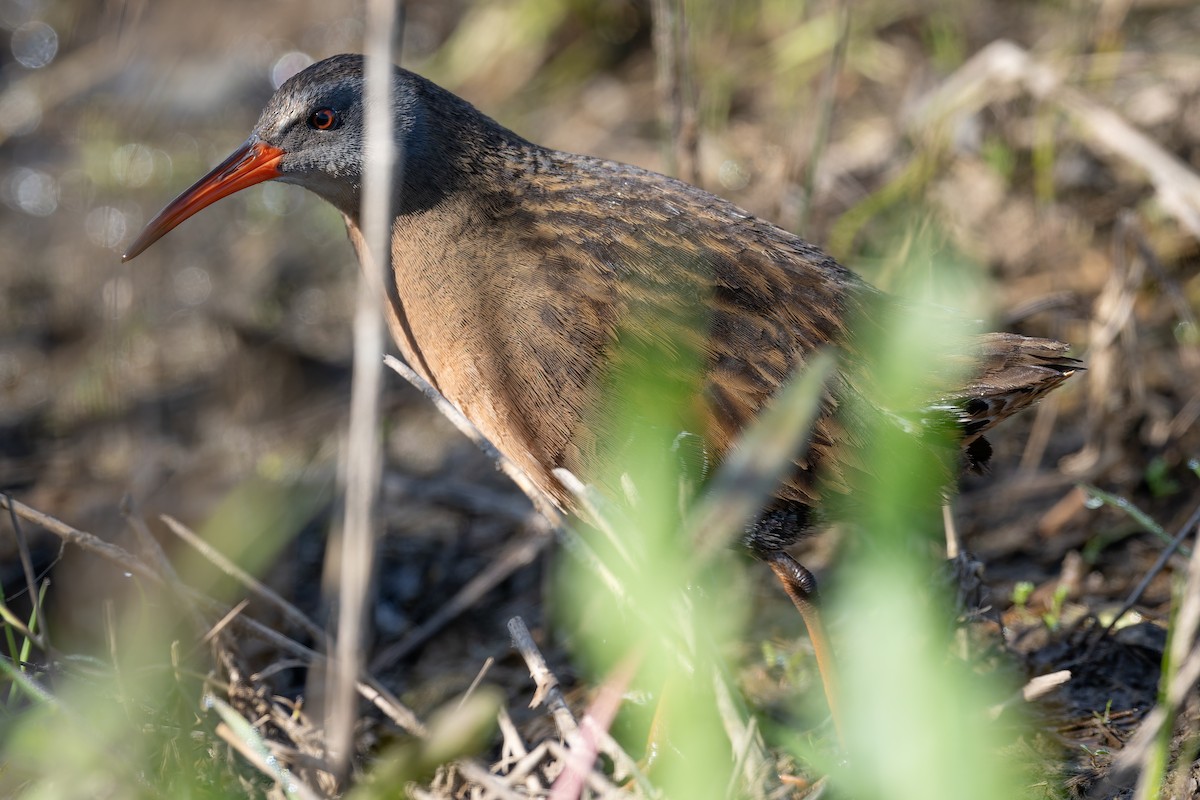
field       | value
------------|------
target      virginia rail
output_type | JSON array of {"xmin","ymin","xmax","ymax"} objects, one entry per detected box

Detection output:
[{"xmin": 124, "ymin": 54, "xmax": 1077, "ymax": 732}]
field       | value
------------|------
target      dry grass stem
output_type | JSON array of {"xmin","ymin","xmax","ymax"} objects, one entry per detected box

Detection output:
[
  {"xmin": 459, "ymin": 758, "xmax": 547, "ymax": 800},
  {"xmin": 202, "ymin": 598, "xmax": 250, "ymax": 645},
  {"xmin": 162, "ymin": 513, "xmax": 330, "ymax": 646},
  {"xmin": 495, "ymin": 706, "xmax": 527, "ymax": 766},
  {"xmin": 713, "ymin": 666, "xmax": 771, "ymax": 795},
  {"xmin": 504, "ymin": 616, "xmax": 654, "ymax": 798},
  {"xmin": 371, "ymin": 523, "xmax": 551, "ymax": 672},
  {"xmin": 7, "ymin": 497, "xmax": 47, "ymax": 649},
  {"xmin": 214, "ymin": 720, "xmax": 323, "ymax": 800},
  {"xmin": 459, "ymin": 656, "xmax": 496, "ymax": 711},
  {"xmin": 943, "ymin": 502, "xmax": 961, "ymax": 559},
  {"xmin": 0, "ymin": 494, "xmax": 161, "ymax": 584},
  {"xmin": 1016, "ymin": 392, "xmax": 1061, "ymax": 474},
  {"xmin": 319, "ymin": 0, "xmax": 404, "ymax": 780},
  {"xmin": 650, "ymin": 0, "xmax": 698, "ymax": 183},
  {"xmin": 506, "ymin": 616, "xmax": 580, "ymax": 742},
  {"xmin": 1022, "ymin": 669, "xmax": 1072, "ymax": 703},
  {"xmin": 1092, "ymin": 500, "xmax": 1200, "ymax": 652}
]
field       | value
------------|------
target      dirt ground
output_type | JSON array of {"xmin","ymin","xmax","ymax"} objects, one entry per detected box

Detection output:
[{"xmin": 2, "ymin": 1, "xmax": 1200, "ymax": 798}]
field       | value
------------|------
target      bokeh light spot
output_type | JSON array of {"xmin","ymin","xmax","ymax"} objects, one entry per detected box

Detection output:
[
  {"xmin": 8, "ymin": 166, "xmax": 57, "ymax": 215},
  {"xmin": 111, "ymin": 143, "xmax": 156, "ymax": 188},
  {"xmin": 85, "ymin": 205, "xmax": 128, "ymax": 248},
  {"xmin": 718, "ymin": 159, "xmax": 751, "ymax": 191},
  {"xmin": 173, "ymin": 265, "xmax": 212, "ymax": 307},
  {"xmin": 11, "ymin": 20, "xmax": 56, "ymax": 68},
  {"xmin": 272, "ymin": 51, "xmax": 314, "ymax": 89}
]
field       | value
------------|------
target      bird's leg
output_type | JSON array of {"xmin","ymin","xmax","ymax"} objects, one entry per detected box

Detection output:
[{"xmin": 763, "ymin": 550, "xmax": 844, "ymax": 746}]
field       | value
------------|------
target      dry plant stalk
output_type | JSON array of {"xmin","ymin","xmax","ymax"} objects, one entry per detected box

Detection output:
[
  {"xmin": 650, "ymin": 0, "xmax": 699, "ymax": 183},
  {"xmin": 321, "ymin": 0, "xmax": 400, "ymax": 780}
]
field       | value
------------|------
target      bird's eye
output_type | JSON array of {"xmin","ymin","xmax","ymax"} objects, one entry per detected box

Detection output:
[{"xmin": 308, "ymin": 108, "xmax": 340, "ymax": 131}]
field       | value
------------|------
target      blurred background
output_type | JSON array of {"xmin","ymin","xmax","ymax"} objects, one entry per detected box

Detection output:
[{"xmin": 1, "ymin": 0, "xmax": 1199, "ymax": 795}]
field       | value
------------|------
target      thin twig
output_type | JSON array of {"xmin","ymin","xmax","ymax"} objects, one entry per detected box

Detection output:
[
  {"xmin": 371, "ymin": 522, "xmax": 551, "ymax": 672},
  {"xmin": 458, "ymin": 759, "xmax": 539, "ymax": 800},
  {"xmin": 121, "ymin": 504, "xmax": 224, "ymax": 664},
  {"xmin": 507, "ymin": 616, "xmax": 652, "ymax": 795},
  {"xmin": 507, "ymin": 616, "xmax": 581, "ymax": 742},
  {"xmin": 1086, "ymin": 500, "xmax": 1200, "ymax": 658},
  {"xmin": 501, "ymin": 739, "xmax": 550, "ymax": 784},
  {"xmin": 495, "ymin": 705, "xmax": 529, "ymax": 769},
  {"xmin": 458, "ymin": 656, "xmax": 495, "ymax": 711},
  {"xmin": 161, "ymin": 514, "xmax": 329, "ymax": 646},
  {"xmin": 544, "ymin": 740, "xmax": 628, "ymax": 799},
  {"xmin": 4, "ymin": 493, "xmax": 47, "ymax": 652},
  {"xmin": 202, "ymin": 599, "xmax": 250, "ymax": 645},
  {"xmin": 651, "ymin": 0, "xmax": 699, "ymax": 182},
  {"xmin": 120, "ymin": 497, "xmax": 177, "ymax": 580},
  {"xmin": 357, "ymin": 676, "xmax": 428, "ymax": 736},
  {"xmin": 0, "ymin": 494, "xmax": 159, "ymax": 583}
]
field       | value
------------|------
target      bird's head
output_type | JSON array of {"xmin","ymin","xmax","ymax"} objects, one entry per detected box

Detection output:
[{"xmin": 122, "ymin": 54, "xmax": 430, "ymax": 262}]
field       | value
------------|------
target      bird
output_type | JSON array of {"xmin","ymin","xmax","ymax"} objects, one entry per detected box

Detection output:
[{"xmin": 123, "ymin": 54, "xmax": 1077, "ymax": 735}]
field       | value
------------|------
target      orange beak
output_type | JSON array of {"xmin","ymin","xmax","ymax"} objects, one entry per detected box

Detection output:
[{"xmin": 122, "ymin": 138, "xmax": 286, "ymax": 262}]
